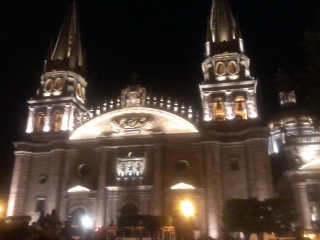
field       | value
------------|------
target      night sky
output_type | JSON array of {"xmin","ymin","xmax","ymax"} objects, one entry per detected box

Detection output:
[{"xmin": 0, "ymin": 0, "xmax": 318, "ymax": 197}]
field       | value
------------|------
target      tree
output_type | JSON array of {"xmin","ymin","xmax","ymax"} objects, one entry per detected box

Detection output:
[
  {"xmin": 265, "ymin": 198, "xmax": 298, "ymax": 237},
  {"xmin": 223, "ymin": 198, "xmax": 271, "ymax": 240},
  {"xmin": 223, "ymin": 198, "xmax": 298, "ymax": 240}
]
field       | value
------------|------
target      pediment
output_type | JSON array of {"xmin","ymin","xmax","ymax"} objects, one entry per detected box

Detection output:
[
  {"xmin": 67, "ymin": 185, "xmax": 91, "ymax": 192},
  {"xmin": 170, "ymin": 182, "xmax": 195, "ymax": 190},
  {"xmin": 70, "ymin": 107, "xmax": 198, "ymax": 140}
]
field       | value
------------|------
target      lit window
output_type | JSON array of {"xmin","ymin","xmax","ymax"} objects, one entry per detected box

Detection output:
[
  {"xmin": 216, "ymin": 62, "xmax": 225, "ymax": 76},
  {"xmin": 54, "ymin": 78, "xmax": 63, "ymax": 91},
  {"xmin": 44, "ymin": 79, "xmax": 53, "ymax": 92},
  {"xmin": 234, "ymin": 98, "xmax": 247, "ymax": 120},
  {"xmin": 53, "ymin": 111, "xmax": 63, "ymax": 132},
  {"xmin": 213, "ymin": 99, "xmax": 226, "ymax": 121},
  {"xmin": 228, "ymin": 61, "xmax": 237, "ymax": 74},
  {"xmin": 35, "ymin": 113, "xmax": 46, "ymax": 132}
]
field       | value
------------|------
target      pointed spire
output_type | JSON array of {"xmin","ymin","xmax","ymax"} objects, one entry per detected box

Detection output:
[
  {"xmin": 210, "ymin": 0, "xmax": 238, "ymax": 43},
  {"xmin": 46, "ymin": 2, "xmax": 85, "ymax": 74}
]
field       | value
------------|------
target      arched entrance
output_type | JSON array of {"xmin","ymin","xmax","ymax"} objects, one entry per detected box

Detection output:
[
  {"xmin": 120, "ymin": 203, "xmax": 139, "ymax": 216},
  {"xmin": 70, "ymin": 208, "xmax": 86, "ymax": 227}
]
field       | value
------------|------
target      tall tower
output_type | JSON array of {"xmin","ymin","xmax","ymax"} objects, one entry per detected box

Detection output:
[
  {"xmin": 25, "ymin": 2, "xmax": 89, "ymax": 141},
  {"xmin": 199, "ymin": 0, "xmax": 258, "ymax": 123}
]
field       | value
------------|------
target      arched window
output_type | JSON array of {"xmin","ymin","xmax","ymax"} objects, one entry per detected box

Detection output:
[
  {"xmin": 228, "ymin": 61, "xmax": 237, "ymax": 74},
  {"xmin": 44, "ymin": 79, "xmax": 53, "ymax": 92},
  {"xmin": 53, "ymin": 111, "xmax": 63, "ymax": 132},
  {"xmin": 213, "ymin": 99, "xmax": 226, "ymax": 121},
  {"xmin": 216, "ymin": 62, "xmax": 225, "ymax": 76},
  {"xmin": 234, "ymin": 98, "xmax": 247, "ymax": 120},
  {"xmin": 35, "ymin": 112, "xmax": 46, "ymax": 131},
  {"xmin": 54, "ymin": 78, "xmax": 63, "ymax": 91}
]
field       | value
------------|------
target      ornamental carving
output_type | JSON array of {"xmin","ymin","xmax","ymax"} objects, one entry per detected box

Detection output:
[
  {"xmin": 121, "ymin": 85, "xmax": 146, "ymax": 107},
  {"xmin": 117, "ymin": 153, "xmax": 144, "ymax": 177},
  {"xmin": 110, "ymin": 116, "xmax": 154, "ymax": 135}
]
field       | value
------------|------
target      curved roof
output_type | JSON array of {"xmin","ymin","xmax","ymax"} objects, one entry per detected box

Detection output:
[
  {"xmin": 70, "ymin": 107, "xmax": 198, "ymax": 140},
  {"xmin": 268, "ymin": 105, "xmax": 315, "ymax": 130}
]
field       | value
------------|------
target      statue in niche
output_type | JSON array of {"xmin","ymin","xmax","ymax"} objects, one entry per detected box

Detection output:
[{"xmin": 121, "ymin": 85, "xmax": 146, "ymax": 107}]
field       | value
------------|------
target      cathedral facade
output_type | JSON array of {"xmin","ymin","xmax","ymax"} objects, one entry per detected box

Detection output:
[{"xmin": 6, "ymin": 1, "xmax": 277, "ymax": 239}]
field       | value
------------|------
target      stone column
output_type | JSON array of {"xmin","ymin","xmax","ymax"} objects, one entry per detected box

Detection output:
[
  {"xmin": 225, "ymin": 91, "xmax": 234, "ymax": 120},
  {"xmin": 152, "ymin": 146, "xmax": 162, "ymax": 215},
  {"xmin": 46, "ymin": 150, "xmax": 63, "ymax": 213},
  {"xmin": 95, "ymin": 148, "xmax": 108, "ymax": 227},
  {"xmin": 44, "ymin": 106, "xmax": 52, "ymax": 132},
  {"xmin": 26, "ymin": 107, "xmax": 35, "ymax": 133},
  {"xmin": 61, "ymin": 104, "xmax": 70, "ymax": 131},
  {"xmin": 68, "ymin": 105, "xmax": 75, "ymax": 131},
  {"xmin": 202, "ymin": 94, "xmax": 212, "ymax": 121},
  {"xmin": 59, "ymin": 150, "xmax": 77, "ymax": 219},
  {"xmin": 293, "ymin": 183, "xmax": 312, "ymax": 229},
  {"xmin": 7, "ymin": 152, "xmax": 31, "ymax": 216}
]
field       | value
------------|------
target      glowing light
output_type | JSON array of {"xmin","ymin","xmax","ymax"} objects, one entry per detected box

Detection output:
[
  {"xmin": 300, "ymin": 159, "xmax": 320, "ymax": 169},
  {"xmin": 70, "ymin": 107, "xmax": 198, "ymax": 140},
  {"xmin": 180, "ymin": 200, "xmax": 195, "ymax": 217},
  {"xmin": 304, "ymin": 233, "xmax": 316, "ymax": 239},
  {"xmin": 170, "ymin": 182, "xmax": 195, "ymax": 190},
  {"xmin": 43, "ymin": 124, "xmax": 50, "ymax": 132},
  {"xmin": 81, "ymin": 215, "xmax": 93, "ymax": 228},
  {"xmin": 68, "ymin": 185, "xmax": 90, "ymax": 192}
]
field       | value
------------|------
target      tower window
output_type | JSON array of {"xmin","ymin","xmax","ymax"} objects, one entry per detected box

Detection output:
[
  {"xmin": 213, "ymin": 99, "xmax": 226, "ymax": 121},
  {"xmin": 216, "ymin": 62, "xmax": 225, "ymax": 76},
  {"xmin": 234, "ymin": 98, "xmax": 247, "ymax": 120},
  {"xmin": 228, "ymin": 61, "xmax": 237, "ymax": 74},
  {"xmin": 44, "ymin": 79, "xmax": 53, "ymax": 92},
  {"xmin": 54, "ymin": 78, "xmax": 63, "ymax": 91},
  {"xmin": 53, "ymin": 111, "xmax": 63, "ymax": 132},
  {"xmin": 35, "ymin": 112, "xmax": 46, "ymax": 132}
]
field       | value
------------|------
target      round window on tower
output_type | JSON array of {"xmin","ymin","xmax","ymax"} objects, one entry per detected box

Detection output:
[
  {"xmin": 175, "ymin": 160, "xmax": 190, "ymax": 174},
  {"xmin": 44, "ymin": 79, "xmax": 53, "ymax": 92},
  {"xmin": 216, "ymin": 62, "xmax": 225, "ymax": 76},
  {"xmin": 38, "ymin": 175, "xmax": 47, "ymax": 184},
  {"xmin": 78, "ymin": 164, "xmax": 90, "ymax": 177},
  {"xmin": 54, "ymin": 78, "xmax": 63, "ymax": 91},
  {"xmin": 228, "ymin": 61, "xmax": 237, "ymax": 75}
]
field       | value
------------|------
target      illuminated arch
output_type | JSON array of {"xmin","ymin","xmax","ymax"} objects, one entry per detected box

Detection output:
[{"xmin": 70, "ymin": 107, "xmax": 198, "ymax": 140}]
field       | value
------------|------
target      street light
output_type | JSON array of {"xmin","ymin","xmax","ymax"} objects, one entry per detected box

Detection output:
[
  {"xmin": 180, "ymin": 200, "xmax": 194, "ymax": 218},
  {"xmin": 81, "ymin": 215, "xmax": 93, "ymax": 228}
]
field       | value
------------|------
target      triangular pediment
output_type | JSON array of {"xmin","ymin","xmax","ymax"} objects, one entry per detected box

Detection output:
[
  {"xmin": 67, "ymin": 185, "xmax": 91, "ymax": 192},
  {"xmin": 170, "ymin": 182, "xmax": 195, "ymax": 190}
]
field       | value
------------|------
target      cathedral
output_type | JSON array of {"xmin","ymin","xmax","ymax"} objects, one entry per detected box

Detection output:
[{"xmin": 6, "ymin": 0, "xmax": 320, "ymax": 239}]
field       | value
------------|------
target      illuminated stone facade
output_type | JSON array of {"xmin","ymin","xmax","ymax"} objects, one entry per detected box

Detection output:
[
  {"xmin": 269, "ymin": 90, "xmax": 320, "ymax": 230},
  {"xmin": 7, "ymin": 1, "xmax": 275, "ymax": 239}
]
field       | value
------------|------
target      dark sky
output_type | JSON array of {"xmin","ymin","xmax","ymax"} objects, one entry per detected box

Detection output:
[{"xmin": 0, "ymin": 0, "xmax": 318, "ymax": 196}]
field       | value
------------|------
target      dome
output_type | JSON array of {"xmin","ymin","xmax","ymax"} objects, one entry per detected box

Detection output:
[
  {"xmin": 268, "ymin": 104, "xmax": 315, "ymax": 131},
  {"xmin": 268, "ymin": 91, "xmax": 316, "ymax": 132}
]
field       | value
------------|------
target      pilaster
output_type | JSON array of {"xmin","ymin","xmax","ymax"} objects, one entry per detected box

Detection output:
[
  {"xmin": 7, "ymin": 153, "xmax": 32, "ymax": 216},
  {"xmin": 293, "ymin": 182, "xmax": 312, "ymax": 229}
]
